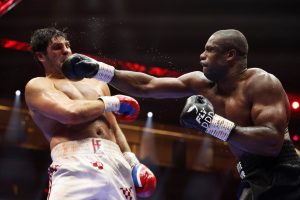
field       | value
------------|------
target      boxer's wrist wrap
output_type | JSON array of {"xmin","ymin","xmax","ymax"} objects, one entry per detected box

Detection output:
[
  {"xmin": 93, "ymin": 62, "xmax": 115, "ymax": 83},
  {"xmin": 123, "ymin": 152, "xmax": 140, "ymax": 168},
  {"xmin": 206, "ymin": 114, "xmax": 235, "ymax": 141},
  {"xmin": 98, "ymin": 96, "xmax": 120, "ymax": 112}
]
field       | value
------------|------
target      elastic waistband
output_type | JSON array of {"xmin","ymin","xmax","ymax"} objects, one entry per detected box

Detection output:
[{"xmin": 51, "ymin": 138, "xmax": 121, "ymax": 160}]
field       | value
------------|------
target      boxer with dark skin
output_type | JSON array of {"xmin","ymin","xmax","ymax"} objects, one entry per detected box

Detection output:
[
  {"xmin": 111, "ymin": 30, "xmax": 289, "ymax": 158},
  {"xmin": 63, "ymin": 29, "xmax": 300, "ymax": 199},
  {"xmin": 25, "ymin": 27, "xmax": 156, "ymax": 200}
]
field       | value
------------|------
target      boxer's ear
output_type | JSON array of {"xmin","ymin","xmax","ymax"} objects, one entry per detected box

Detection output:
[
  {"xmin": 35, "ymin": 52, "xmax": 46, "ymax": 62},
  {"xmin": 226, "ymin": 49, "xmax": 236, "ymax": 61}
]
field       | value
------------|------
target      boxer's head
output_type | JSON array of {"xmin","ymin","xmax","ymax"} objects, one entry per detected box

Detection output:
[
  {"xmin": 30, "ymin": 27, "xmax": 68, "ymax": 54},
  {"xmin": 30, "ymin": 27, "xmax": 72, "ymax": 74},
  {"xmin": 200, "ymin": 29, "xmax": 248, "ymax": 82}
]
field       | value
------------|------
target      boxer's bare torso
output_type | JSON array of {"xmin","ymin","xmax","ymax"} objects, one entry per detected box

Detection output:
[
  {"xmin": 111, "ymin": 67, "xmax": 291, "ymax": 160},
  {"xmin": 191, "ymin": 68, "xmax": 291, "ymax": 158},
  {"xmin": 26, "ymin": 77, "xmax": 117, "ymax": 150}
]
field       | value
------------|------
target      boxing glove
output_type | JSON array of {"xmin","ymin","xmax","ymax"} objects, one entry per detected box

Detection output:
[
  {"xmin": 123, "ymin": 152, "xmax": 157, "ymax": 198},
  {"xmin": 98, "ymin": 95, "xmax": 140, "ymax": 121},
  {"xmin": 180, "ymin": 95, "xmax": 235, "ymax": 141},
  {"xmin": 62, "ymin": 53, "xmax": 115, "ymax": 82}
]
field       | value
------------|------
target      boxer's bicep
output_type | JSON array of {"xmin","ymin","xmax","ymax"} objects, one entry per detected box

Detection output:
[
  {"xmin": 144, "ymin": 72, "xmax": 204, "ymax": 98},
  {"xmin": 25, "ymin": 78, "xmax": 77, "ymax": 121},
  {"xmin": 252, "ymin": 101, "xmax": 287, "ymax": 134},
  {"xmin": 250, "ymin": 75, "xmax": 288, "ymax": 134},
  {"xmin": 228, "ymin": 75, "xmax": 288, "ymax": 155},
  {"xmin": 112, "ymin": 70, "xmax": 200, "ymax": 98}
]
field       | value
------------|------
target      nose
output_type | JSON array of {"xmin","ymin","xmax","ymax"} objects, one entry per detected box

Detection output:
[
  {"xmin": 62, "ymin": 45, "xmax": 72, "ymax": 55},
  {"xmin": 200, "ymin": 51, "xmax": 205, "ymax": 60}
]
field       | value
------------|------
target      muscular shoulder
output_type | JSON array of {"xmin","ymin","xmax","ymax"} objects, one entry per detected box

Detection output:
[
  {"xmin": 247, "ymin": 68, "xmax": 282, "ymax": 88},
  {"xmin": 25, "ymin": 77, "xmax": 54, "ymax": 93},
  {"xmin": 180, "ymin": 71, "xmax": 207, "ymax": 80},
  {"xmin": 246, "ymin": 68, "xmax": 286, "ymax": 100},
  {"xmin": 25, "ymin": 77, "xmax": 57, "ymax": 101},
  {"xmin": 179, "ymin": 71, "xmax": 212, "ymax": 89}
]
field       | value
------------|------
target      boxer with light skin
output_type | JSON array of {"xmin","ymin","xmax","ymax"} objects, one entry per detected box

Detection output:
[
  {"xmin": 25, "ymin": 27, "xmax": 156, "ymax": 200},
  {"xmin": 63, "ymin": 29, "xmax": 300, "ymax": 199}
]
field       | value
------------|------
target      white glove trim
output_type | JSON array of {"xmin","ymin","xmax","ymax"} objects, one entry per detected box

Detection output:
[
  {"xmin": 98, "ymin": 96, "xmax": 120, "ymax": 112},
  {"xmin": 206, "ymin": 114, "xmax": 235, "ymax": 141},
  {"xmin": 123, "ymin": 152, "xmax": 140, "ymax": 168},
  {"xmin": 93, "ymin": 62, "xmax": 115, "ymax": 83}
]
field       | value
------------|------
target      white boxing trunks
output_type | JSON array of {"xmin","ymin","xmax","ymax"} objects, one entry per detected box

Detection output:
[{"xmin": 48, "ymin": 138, "xmax": 136, "ymax": 200}]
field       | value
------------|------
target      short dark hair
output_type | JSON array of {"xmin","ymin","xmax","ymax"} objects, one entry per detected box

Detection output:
[
  {"xmin": 30, "ymin": 27, "xmax": 67, "ymax": 53},
  {"xmin": 214, "ymin": 29, "xmax": 248, "ymax": 58}
]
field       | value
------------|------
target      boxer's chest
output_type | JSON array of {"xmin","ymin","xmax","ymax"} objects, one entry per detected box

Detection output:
[
  {"xmin": 53, "ymin": 79, "xmax": 104, "ymax": 100},
  {"xmin": 205, "ymin": 89, "xmax": 252, "ymax": 126}
]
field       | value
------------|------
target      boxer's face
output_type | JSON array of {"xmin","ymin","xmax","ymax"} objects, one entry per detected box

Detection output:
[
  {"xmin": 37, "ymin": 36, "xmax": 72, "ymax": 72},
  {"xmin": 46, "ymin": 36, "xmax": 72, "ymax": 68},
  {"xmin": 200, "ymin": 35, "xmax": 229, "ymax": 82}
]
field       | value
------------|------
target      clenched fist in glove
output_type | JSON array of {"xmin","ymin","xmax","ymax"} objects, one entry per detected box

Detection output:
[
  {"xmin": 180, "ymin": 95, "xmax": 235, "ymax": 141},
  {"xmin": 99, "ymin": 95, "xmax": 140, "ymax": 121},
  {"xmin": 123, "ymin": 152, "xmax": 157, "ymax": 198},
  {"xmin": 62, "ymin": 53, "xmax": 115, "ymax": 82}
]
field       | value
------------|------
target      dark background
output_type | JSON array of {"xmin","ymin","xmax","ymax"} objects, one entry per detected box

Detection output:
[
  {"xmin": 0, "ymin": 0, "xmax": 300, "ymax": 199},
  {"xmin": 1, "ymin": 0, "xmax": 300, "ymax": 127}
]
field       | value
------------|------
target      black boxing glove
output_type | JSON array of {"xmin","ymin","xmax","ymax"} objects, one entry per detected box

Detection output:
[
  {"xmin": 62, "ymin": 53, "xmax": 115, "ymax": 82},
  {"xmin": 180, "ymin": 95, "xmax": 235, "ymax": 141}
]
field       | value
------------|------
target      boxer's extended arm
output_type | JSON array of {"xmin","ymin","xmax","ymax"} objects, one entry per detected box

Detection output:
[
  {"xmin": 228, "ymin": 74, "xmax": 289, "ymax": 156},
  {"xmin": 111, "ymin": 70, "xmax": 198, "ymax": 98},
  {"xmin": 25, "ymin": 78, "xmax": 106, "ymax": 125},
  {"xmin": 62, "ymin": 53, "xmax": 202, "ymax": 98}
]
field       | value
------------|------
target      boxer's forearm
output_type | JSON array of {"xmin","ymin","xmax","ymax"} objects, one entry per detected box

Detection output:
[
  {"xmin": 110, "ymin": 70, "xmax": 156, "ymax": 97},
  {"xmin": 45, "ymin": 100, "xmax": 105, "ymax": 125},
  {"xmin": 228, "ymin": 125, "xmax": 284, "ymax": 156},
  {"xmin": 114, "ymin": 127, "xmax": 131, "ymax": 153},
  {"xmin": 111, "ymin": 70, "xmax": 193, "ymax": 99}
]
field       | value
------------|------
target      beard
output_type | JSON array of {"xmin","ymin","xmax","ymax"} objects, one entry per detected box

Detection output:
[{"xmin": 203, "ymin": 66, "xmax": 227, "ymax": 82}]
